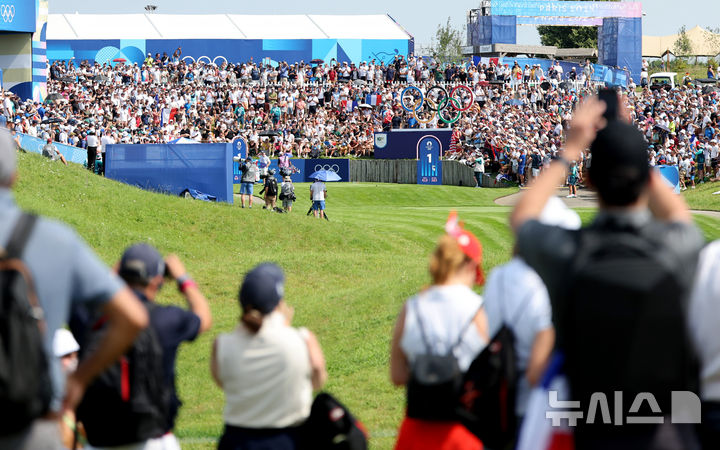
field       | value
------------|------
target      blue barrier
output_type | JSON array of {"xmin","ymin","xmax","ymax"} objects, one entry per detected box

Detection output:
[
  {"xmin": 657, "ymin": 165, "xmax": 680, "ymax": 194},
  {"xmin": 16, "ymin": 132, "xmax": 88, "ymax": 165},
  {"xmin": 106, "ymin": 143, "xmax": 234, "ymax": 203}
]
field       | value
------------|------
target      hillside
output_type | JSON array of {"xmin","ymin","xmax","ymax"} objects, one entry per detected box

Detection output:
[{"xmin": 13, "ymin": 152, "xmax": 720, "ymax": 449}]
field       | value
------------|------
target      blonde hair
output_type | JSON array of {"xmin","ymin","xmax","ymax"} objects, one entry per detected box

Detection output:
[{"xmin": 428, "ymin": 234, "xmax": 471, "ymax": 285}]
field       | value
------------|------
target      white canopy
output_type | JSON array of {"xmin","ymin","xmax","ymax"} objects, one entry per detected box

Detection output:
[{"xmin": 47, "ymin": 13, "xmax": 412, "ymax": 41}]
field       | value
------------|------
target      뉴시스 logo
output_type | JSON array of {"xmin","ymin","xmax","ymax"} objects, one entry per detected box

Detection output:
[
  {"xmin": 314, "ymin": 164, "xmax": 340, "ymax": 173},
  {"xmin": 546, "ymin": 390, "xmax": 701, "ymax": 427},
  {"xmin": 0, "ymin": 4, "xmax": 15, "ymax": 23},
  {"xmin": 374, "ymin": 133, "xmax": 387, "ymax": 149}
]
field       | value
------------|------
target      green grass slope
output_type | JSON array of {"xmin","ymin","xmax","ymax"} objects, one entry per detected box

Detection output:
[{"xmin": 12, "ymin": 153, "xmax": 720, "ymax": 449}]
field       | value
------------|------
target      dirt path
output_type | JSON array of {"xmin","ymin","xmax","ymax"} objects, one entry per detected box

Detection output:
[{"xmin": 494, "ymin": 188, "xmax": 720, "ymax": 219}]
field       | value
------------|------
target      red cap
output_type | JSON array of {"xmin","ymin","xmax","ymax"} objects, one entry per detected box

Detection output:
[{"xmin": 445, "ymin": 211, "xmax": 485, "ymax": 285}]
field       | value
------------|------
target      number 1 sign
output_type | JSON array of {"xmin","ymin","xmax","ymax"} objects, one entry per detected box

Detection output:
[{"xmin": 417, "ymin": 136, "xmax": 442, "ymax": 185}]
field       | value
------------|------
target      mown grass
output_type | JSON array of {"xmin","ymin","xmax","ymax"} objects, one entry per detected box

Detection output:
[
  {"xmin": 12, "ymin": 153, "xmax": 720, "ymax": 449},
  {"xmin": 683, "ymin": 181, "xmax": 720, "ymax": 212}
]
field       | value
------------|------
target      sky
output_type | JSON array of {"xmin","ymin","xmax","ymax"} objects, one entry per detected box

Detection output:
[{"xmin": 50, "ymin": 0, "xmax": 720, "ymax": 49}]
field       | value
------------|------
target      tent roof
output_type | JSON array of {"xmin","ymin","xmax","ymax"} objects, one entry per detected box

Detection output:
[
  {"xmin": 643, "ymin": 26, "xmax": 720, "ymax": 58},
  {"xmin": 46, "ymin": 13, "xmax": 413, "ymax": 41}
]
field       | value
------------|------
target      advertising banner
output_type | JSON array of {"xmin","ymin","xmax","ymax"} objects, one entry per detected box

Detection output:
[
  {"xmin": 0, "ymin": 0, "xmax": 37, "ymax": 33},
  {"xmin": 492, "ymin": 1, "xmax": 641, "ymax": 18},
  {"xmin": 374, "ymin": 129, "xmax": 452, "ymax": 160},
  {"xmin": 417, "ymin": 136, "xmax": 442, "ymax": 185}
]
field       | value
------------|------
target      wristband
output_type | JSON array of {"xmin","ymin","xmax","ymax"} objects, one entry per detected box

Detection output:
[
  {"xmin": 179, "ymin": 279, "xmax": 197, "ymax": 293},
  {"xmin": 176, "ymin": 274, "xmax": 191, "ymax": 290}
]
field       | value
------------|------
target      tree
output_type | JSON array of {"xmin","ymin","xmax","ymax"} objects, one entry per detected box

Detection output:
[
  {"xmin": 673, "ymin": 26, "xmax": 693, "ymax": 57},
  {"xmin": 537, "ymin": 0, "xmax": 618, "ymax": 49},
  {"xmin": 430, "ymin": 17, "xmax": 463, "ymax": 64}
]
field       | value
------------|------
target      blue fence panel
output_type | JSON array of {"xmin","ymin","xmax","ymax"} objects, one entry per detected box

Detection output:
[
  {"xmin": 16, "ymin": 132, "xmax": 88, "ymax": 165},
  {"xmin": 106, "ymin": 143, "xmax": 234, "ymax": 203}
]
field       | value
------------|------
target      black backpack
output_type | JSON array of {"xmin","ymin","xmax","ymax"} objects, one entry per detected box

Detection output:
[
  {"xmin": 300, "ymin": 392, "xmax": 368, "ymax": 450},
  {"xmin": 563, "ymin": 223, "xmax": 698, "ymax": 431},
  {"xmin": 458, "ymin": 271, "xmax": 529, "ymax": 449},
  {"xmin": 406, "ymin": 298, "xmax": 478, "ymax": 421},
  {"xmin": 77, "ymin": 303, "xmax": 171, "ymax": 446},
  {"xmin": 266, "ymin": 177, "xmax": 278, "ymax": 196},
  {"xmin": 0, "ymin": 214, "xmax": 52, "ymax": 436}
]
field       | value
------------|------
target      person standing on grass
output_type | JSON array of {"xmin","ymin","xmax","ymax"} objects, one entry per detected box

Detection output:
[
  {"xmin": 72, "ymin": 243, "xmax": 212, "ymax": 450},
  {"xmin": 239, "ymin": 157, "xmax": 258, "ymax": 209},
  {"xmin": 86, "ymin": 130, "xmax": 98, "ymax": 173},
  {"xmin": 0, "ymin": 131, "xmax": 148, "ymax": 450},
  {"xmin": 473, "ymin": 153, "xmax": 484, "ymax": 187},
  {"xmin": 211, "ymin": 263, "xmax": 327, "ymax": 450},
  {"xmin": 390, "ymin": 213, "xmax": 488, "ymax": 450},
  {"xmin": 280, "ymin": 176, "xmax": 295, "ymax": 212},
  {"xmin": 566, "ymin": 160, "xmax": 579, "ymax": 198},
  {"xmin": 310, "ymin": 177, "xmax": 326, "ymax": 219},
  {"xmin": 511, "ymin": 97, "xmax": 704, "ymax": 448}
]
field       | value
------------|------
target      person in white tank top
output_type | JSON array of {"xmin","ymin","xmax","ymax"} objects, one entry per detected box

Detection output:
[
  {"xmin": 390, "ymin": 212, "xmax": 489, "ymax": 450},
  {"xmin": 211, "ymin": 263, "xmax": 327, "ymax": 450}
]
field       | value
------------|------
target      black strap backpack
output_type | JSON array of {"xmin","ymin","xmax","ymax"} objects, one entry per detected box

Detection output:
[
  {"xmin": 459, "ymin": 270, "xmax": 532, "ymax": 449},
  {"xmin": 0, "ymin": 213, "xmax": 52, "ymax": 436},
  {"xmin": 406, "ymin": 297, "xmax": 479, "ymax": 421}
]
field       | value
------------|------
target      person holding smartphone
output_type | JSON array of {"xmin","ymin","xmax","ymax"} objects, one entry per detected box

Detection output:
[{"xmin": 71, "ymin": 243, "xmax": 212, "ymax": 450}]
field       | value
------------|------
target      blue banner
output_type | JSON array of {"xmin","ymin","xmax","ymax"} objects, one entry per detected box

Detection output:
[
  {"xmin": 417, "ymin": 136, "xmax": 442, "ymax": 185},
  {"xmin": 0, "ymin": 0, "xmax": 37, "ymax": 33},
  {"xmin": 657, "ymin": 165, "xmax": 680, "ymax": 194},
  {"xmin": 374, "ymin": 129, "xmax": 452, "ymax": 160},
  {"xmin": 304, "ymin": 159, "xmax": 349, "ymax": 182},
  {"xmin": 106, "ymin": 143, "xmax": 234, "ymax": 203}
]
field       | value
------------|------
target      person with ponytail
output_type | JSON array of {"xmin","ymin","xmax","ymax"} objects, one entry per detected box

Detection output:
[
  {"xmin": 211, "ymin": 263, "xmax": 327, "ymax": 450},
  {"xmin": 390, "ymin": 212, "xmax": 489, "ymax": 450}
]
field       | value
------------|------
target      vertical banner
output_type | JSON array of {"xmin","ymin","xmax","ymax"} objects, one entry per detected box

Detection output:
[
  {"xmin": 417, "ymin": 136, "xmax": 442, "ymax": 185},
  {"xmin": 231, "ymin": 137, "xmax": 247, "ymax": 183}
]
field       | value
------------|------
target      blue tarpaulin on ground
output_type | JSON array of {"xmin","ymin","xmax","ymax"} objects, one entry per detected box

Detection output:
[{"xmin": 106, "ymin": 143, "xmax": 234, "ymax": 203}]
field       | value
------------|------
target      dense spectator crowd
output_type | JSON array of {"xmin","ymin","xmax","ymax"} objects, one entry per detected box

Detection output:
[
  {"xmin": 0, "ymin": 52, "xmax": 715, "ymax": 191},
  {"xmin": 0, "ymin": 54, "xmax": 600, "ymax": 163}
]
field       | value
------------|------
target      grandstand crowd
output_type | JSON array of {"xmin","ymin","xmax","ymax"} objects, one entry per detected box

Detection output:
[
  {"xmin": 0, "ymin": 53, "xmax": 710, "ymax": 186},
  {"xmin": 3, "ymin": 51, "xmax": 720, "ymax": 450}
]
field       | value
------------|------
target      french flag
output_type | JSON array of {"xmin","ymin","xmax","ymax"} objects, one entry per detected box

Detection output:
[
  {"xmin": 366, "ymin": 94, "xmax": 382, "ymax": 106},
  {"xmin": 516, "ymin": 353, "xmax": 574, "ymax": 450}
]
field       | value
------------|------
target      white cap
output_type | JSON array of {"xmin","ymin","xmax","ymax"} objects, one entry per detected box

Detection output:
[
  {"xmin": 540, "ymin": 197, "xmax": 582, "ymax": 230},
  {"xmin": 53, "ymin": 329, "xmax": 80, "ymax": 357}
]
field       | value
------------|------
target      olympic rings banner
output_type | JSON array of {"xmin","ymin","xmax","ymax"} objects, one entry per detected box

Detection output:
[
  {"xmin": 0, "ymin": 0, "xmax": 36, "ymax": 33},
  {"xmin": 232, "ymin": 158, "xmax": 348, "ymax": 184}
]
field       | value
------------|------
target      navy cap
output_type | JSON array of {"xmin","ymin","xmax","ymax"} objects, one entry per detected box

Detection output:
[
  {"xmin": 119, "ymin": 243, "xmax": 165, "ymax": 286},
  {"xmin": 239, "ymin": 263, "xmax": 285, "ymax": 314}
]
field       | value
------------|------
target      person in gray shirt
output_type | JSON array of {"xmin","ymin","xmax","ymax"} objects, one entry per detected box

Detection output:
[
  {"xmin": 510, "ymin": 98, "xmax": 704, "ymax": 449},
  {"xmin": 0, "ymin": 130, "xmax": 148, "ymax": 450},
  {"xmin": 41, "ymin": 139, "xmax": 68, "ymax": 166}
]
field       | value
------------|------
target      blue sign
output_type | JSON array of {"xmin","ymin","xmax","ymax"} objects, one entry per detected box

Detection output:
[
  {"xmin": 491, "ymin": 1, "xmax": 641, "ymax": 18},
  {"xmin": 417, "ymin": 136, "xmax": 442, "ymax": 185},
  {"xmin": 232, "ymin": 136, "xmax": 247, "ymax": 159},
  {"xmin": 657, "ymin": 165, "xmax": 680, "ymax": 194},
  {"xmin": 0, "ymin": 0, "xmax": 37, "ymax": 33}
]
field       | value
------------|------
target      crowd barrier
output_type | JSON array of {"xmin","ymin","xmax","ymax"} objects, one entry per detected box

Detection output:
[{"xmin": 13, "ymin": 131, "xmax": 88, "ymax": 165}]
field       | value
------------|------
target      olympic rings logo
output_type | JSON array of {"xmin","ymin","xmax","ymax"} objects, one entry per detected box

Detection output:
[
  {"xmin": 314, "ymin": 164, "xmax": 340, "ymax": 173},
  {"xmin": 400, "ymin": 85, "xmax": 475, "ymax": 125},
  {"xmin": 0, "ymin": 5, "xmax": 15, "ymax": 23}
]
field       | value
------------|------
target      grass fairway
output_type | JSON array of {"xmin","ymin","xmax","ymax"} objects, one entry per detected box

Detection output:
[
  {"xmin": 12, "ymin": 152, "xmax": 720, "ymax": 449},
  {"xmin": 683, "ymin": 181, "xmax": 720, "ymax": 212}
]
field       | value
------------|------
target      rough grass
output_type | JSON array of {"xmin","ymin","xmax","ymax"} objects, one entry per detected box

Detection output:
[{"xmin": 12, "ymin": 152, "xmax": 720, "ymax": 449}]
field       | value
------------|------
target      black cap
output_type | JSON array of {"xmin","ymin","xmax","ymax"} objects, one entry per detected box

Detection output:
[
  {"xmin": 239, "ymin": 263, "xmax": 285, "ymax": 314},
  {"xmin": 589, "ymin": 121, "xmax": 650, "ymax": 206},
  {"xmin": 118, "ymin": 243, "xmax": 165, "ymax": 286}
]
